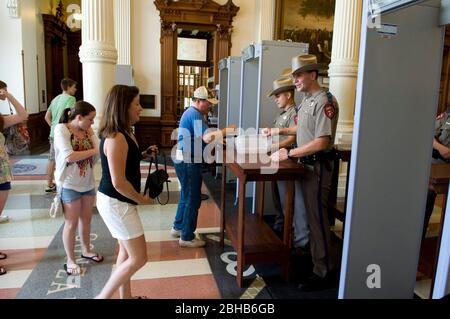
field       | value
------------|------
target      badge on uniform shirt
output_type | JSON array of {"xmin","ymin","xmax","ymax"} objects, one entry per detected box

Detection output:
[{"xmin": 325, "ymin": 103, "xmax": 335, "ymax": 119}]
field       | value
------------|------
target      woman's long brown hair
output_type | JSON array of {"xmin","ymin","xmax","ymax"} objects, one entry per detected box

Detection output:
[{"xmin": 98, "ymin": 85, "xmax": 139, "ymax": 139}]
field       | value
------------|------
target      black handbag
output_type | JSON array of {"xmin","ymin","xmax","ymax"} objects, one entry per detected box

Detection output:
[{"xmin": 144, "ymin": 153, "xmax": 170, "ymax": 205}]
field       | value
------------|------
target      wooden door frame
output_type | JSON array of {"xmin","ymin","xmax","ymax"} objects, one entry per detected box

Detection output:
[{"xmin": 154, "ymin": 0, "xmax": 239, "ymax": 146}]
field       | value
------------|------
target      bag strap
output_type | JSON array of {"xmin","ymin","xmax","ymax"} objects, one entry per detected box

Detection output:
[
  {"xmin": 7, "ymin": 100, "xmax": 13, "ymax": 115},
  {"xmin": 156, "ymin": 153, "xmax": 170, "ymax": 206}
]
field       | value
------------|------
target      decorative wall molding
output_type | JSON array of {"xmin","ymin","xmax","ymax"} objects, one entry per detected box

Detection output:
[{"xmin": 79, "ymin": 45, "xmax": 119, "ymax": 64}]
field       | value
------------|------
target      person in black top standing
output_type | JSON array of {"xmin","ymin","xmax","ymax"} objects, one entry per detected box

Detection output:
[{"xmin": 96, "ymin": 85, "xmax": 156, "ymax": 299}]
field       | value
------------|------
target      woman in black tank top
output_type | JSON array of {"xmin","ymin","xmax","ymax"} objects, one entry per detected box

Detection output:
[{"xmin": 95, "ymin": 85, "xmax": 157, "ymax": 299}]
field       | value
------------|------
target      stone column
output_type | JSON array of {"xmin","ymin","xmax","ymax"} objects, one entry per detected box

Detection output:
[
  {"xmin": 258, "ymin": 0, "xmax": 276, "ymax": 41},
  {"xmin": 328, "ymin": 0, "xmax": 363, "ymax": 145},
  {"xmin": 79, "ymin": 0, "xmax": 117, "ymax": 130},
  {"xmin": 114, "ymin": 0, "xmax": 130, "ymax": 65},
  {"xmin": 114, "ymin": 0, "xmax": 134, "ymax": 85}
]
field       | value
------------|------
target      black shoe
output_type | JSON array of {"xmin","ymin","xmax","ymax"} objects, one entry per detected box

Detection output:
[{"xmin": 298, "ymin": 273, "xmax": 338, "ymax": 292}]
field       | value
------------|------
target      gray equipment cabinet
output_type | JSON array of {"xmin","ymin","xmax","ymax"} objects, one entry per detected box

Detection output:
[
  {"xmin": 339, "ymin": 0, "xmax": 446, "ymax": 298},
  {"xmin": 217, "ymin": 56, "xmax": 242, "ymax": 182},
  {"xmin": 238, "ymin": 40, "xmax": 309, "ymax": 213}
]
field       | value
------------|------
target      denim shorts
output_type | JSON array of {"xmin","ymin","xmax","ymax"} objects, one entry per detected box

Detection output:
[
  {"xmin": 0, "ymin": 182, "xmax": 11, "ymax": 191},
  {"xmin": 61, "ymin": 188, "xmax": 96, "ymax": 204}
]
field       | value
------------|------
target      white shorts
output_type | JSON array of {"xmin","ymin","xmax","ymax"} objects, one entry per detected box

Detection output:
[{"xmin": 96, "ymin": 191, "xmax": 144, "ymax": 241}]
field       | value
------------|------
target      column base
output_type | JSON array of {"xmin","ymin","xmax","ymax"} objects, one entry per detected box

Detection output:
[{"xmin": 336, "ymin": 124, "xmax": 354, "ymax": 146}]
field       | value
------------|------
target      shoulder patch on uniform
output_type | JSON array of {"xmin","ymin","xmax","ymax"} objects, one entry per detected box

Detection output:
[{"xmin": 325, "ymin": 103, "xmax": 335, "ymax": 119}]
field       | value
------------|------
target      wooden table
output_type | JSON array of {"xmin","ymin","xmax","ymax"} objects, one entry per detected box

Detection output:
[
  {"xmin": 220, "ymin": 152, "xmax": 308, "ymax": 287},
  {"xmin": 429, "ymin": 162, "xmax": 450, "ymax": 298}
]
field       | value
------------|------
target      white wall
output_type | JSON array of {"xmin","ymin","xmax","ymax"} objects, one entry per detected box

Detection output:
[
  {"xmin": 0, "ymin": 3, "xmax": 24, "ymax": 114},
  {"xmin": 130, "ymin": 0, "xmax": 258, "ymax": 117},
  {"xmin": 21, "ymin": 0, "xmax": 40, "ymax": 114},
  {"xmin": 217, "ymin": 0, "xmax": 258, "ymax": 56},
  {"xmin": 131, "ymin": 0, "xmax": 161, "ymax": 117}
]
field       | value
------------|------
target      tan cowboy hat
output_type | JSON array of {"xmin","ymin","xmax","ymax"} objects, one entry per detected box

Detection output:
[
  {"xmin": 193, "ymin": 86, "xmax": 219, "ymax": 105},
  {"xmin": 280, "ymin": 68, "xmax": 293, "ymax": 79},
  {"xmin": 291, "ymin": 54, "xmax": 328, "ymax": 76},
  {"xmin": 267, "ymin": 77, "xmax": 296, "ymax": 97}
]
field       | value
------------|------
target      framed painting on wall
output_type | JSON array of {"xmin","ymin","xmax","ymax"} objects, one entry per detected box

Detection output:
[{"xmin": 275, "ymin": 0, "xmax": 336, "ymax": 65}]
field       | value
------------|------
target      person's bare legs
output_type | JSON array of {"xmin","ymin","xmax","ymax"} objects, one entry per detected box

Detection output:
[
  {"xmin": 116, "ymin": 243, "xmax": 131, "ymax": 299},
  {"xmin": 95, "ymin": 235, "xmax": 147, "ymax": 299},
  {"xmin": 0, "ymin": 190, "xmax": 9, "ymax": 221},
  {"xmin": 0, "ymin": 190, "xmax": 9, "ymax": 274},
  {"xmin": 46, "ymin": 160, "xmax": 55, "ymax": 188},
  {"xmin": 78, "ymin": 195, "xmax": 102, "ymax": 260},
  {"xmin": 62, "ymin": 199, "xmax": 81, "ymax": 274}
]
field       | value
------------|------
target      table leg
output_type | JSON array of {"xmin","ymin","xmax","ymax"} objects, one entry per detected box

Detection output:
[
  {"xmin": 256, "ymin": 181, "xmax": 265, "ymax": 218},
  {"xmin": 237, "ymin": 177, "xmax": 246, "ymax": 288},
  {"xmin": 283, "ymin": 181, "xmax": 294, "ymax": 249},
  {"xmin": 220, "ymin": 165, "xmax": 226, "ymax": 248},
  {"xmin": 282, "ymin": 180, "xmax": 294, "ymax": 283}
]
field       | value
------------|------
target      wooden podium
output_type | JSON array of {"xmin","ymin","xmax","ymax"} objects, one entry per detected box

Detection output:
[{"xmin": 220, "ymin": 152, "xmax": 308, "ymax": 287}]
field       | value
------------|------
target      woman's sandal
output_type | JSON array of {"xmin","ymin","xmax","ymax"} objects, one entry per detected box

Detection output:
[
  {"xmin": 63, "ymin": 263, "xmax": 80, "ymax": 276},
  {"xmin": 0, "ymin": 267, "xmax": 7, "ymax": 276},
  {"xmin": 0, "ymin": 252, "xmax": 7, "ymax": 260},
  {"xmin": 81, "ymin": 253, "xmax": 104, "ymax": 263}
]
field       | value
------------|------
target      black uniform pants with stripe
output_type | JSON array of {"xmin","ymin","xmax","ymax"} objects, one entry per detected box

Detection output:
[{"xmin": 300, "ymin": 159, "xmax": 338, "ymax": 278}]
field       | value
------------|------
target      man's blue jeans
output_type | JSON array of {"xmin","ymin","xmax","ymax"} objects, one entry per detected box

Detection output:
[{"xmin": 173, "ymin": 162, "xmax": 203, "ymax": 241}]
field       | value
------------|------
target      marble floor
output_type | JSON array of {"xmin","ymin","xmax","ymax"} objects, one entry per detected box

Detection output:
[
  {"xmin": 0, "ymin": 153, "xmax": 444, "ymax": 299},
  {"xmin": 0, "ymin": 154, "xmax": 222, "ymax": 299}
]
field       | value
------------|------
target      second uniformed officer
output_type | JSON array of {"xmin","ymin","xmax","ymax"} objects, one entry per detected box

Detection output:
[
  {"xmin": 267, "ymin": 54, "xmax": 340, "ymax": 291},
  {"xmin": 268, "ymin": 77, "xmax": 310, "ymax": 252}
]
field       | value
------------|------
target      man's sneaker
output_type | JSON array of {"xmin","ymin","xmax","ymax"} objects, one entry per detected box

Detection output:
[
  {"xmin": 170, "ymin": 227, "xmax": 181, "ymax": 238},
  {"xmin": 179, "ymin": 238, "xmax": 206, "ymax": 248},
  {"xmin": 45, "ymin": 185, "xmax": 56, "ymax": 193},
  {"xmin": 0, "ymin": 216, "xmax": 9, "ymax": 224}
]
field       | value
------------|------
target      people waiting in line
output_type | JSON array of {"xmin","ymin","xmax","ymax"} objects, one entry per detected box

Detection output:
[
  {"xmin": 54, "ymin": 101, "xmax": 103, "ymax": 276},
  {"xmin": 95, "ymin": 85, "xmax": 157, "ymax": 299},
  {"xmin": 0, "ymin": 80, "xmax": 29, "ymax": 275},
  {"xmin": 45, "ymin": 78, "xmax": 77, "ymax": 193},
  {"xmin": 267, "ymin": 76, "xmax": 310, "ymax": 254},
  {"xmin": 267, "ymin": 54, "xmax": 340, "ymax": 291},
  {"xmin": 172, "ymin": 86, "xmax": 235, "ymax": 248}
]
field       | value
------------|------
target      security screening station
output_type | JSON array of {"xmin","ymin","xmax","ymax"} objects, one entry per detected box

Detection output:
[{"xmin": 339, "ymin": 0, "xmax": 450, "ymax": 298}]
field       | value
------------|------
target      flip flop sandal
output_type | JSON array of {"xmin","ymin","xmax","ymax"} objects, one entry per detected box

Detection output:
[
  {"xmin": 63, "ymin": 264, "xmax": 80, "ymax": 276},
  {"xmin": 0, "ymin": 252, "xmax": 7, "ymax": 260},
  {"xmin": 81, "ymin": 253, "xmax": 104, "ymax": 263},
  {"xmin": 0, "ymin": 267, "xmax": 7, "ymax": 276}
]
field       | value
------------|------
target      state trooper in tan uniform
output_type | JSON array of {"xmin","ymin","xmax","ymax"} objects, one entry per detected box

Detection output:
[
  {"xmin": 268, "ymin": 77, "xmax": 309, "ymax": 251},
  {"xmin": 266, "ymin": 54, "xmax": 339, "ymax": 291}
]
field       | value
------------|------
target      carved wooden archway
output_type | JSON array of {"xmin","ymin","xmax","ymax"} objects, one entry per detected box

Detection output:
[{"xmin": 154, "ymin": 0, "xmax": 239, "ymax": 146}]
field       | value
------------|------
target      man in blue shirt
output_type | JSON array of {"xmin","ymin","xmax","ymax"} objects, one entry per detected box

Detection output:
[{"xmin": 172, "ymin": 86, "xmax": 235, "ymax": 248}]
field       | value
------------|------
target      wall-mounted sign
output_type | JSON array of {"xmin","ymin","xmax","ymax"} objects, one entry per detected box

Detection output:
[
  {"xmin": 177, "ymin": 38, "xmax": 207, "ymax": 62},
  {"xmin": 378, "ymin": 23, "xmax": 398, "ymax": 39}
]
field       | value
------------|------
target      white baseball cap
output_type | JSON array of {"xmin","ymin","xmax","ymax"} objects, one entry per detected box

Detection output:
[{"xmin": 193, "ymin": 86, "xmax": 219, "ymax": 105}]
